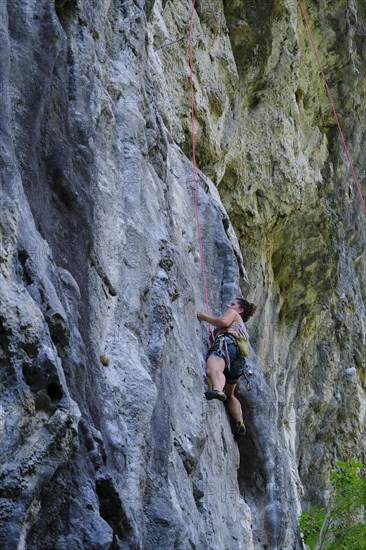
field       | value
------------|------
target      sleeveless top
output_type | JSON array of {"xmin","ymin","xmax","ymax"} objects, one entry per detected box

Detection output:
[{"xmin": 227, "ymin": 319, "xmax": 249, "ymax": 340}]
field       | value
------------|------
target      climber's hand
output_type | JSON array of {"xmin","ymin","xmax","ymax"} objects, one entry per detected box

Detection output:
[{"xmin": 197, "ymin": 311, "xmax": 206, "ymax": 322}]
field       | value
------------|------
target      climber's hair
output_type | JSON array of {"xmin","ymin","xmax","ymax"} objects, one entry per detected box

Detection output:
[{"xmin": 235, "ymin": 297, "xmax": 257, "ymax": 322}]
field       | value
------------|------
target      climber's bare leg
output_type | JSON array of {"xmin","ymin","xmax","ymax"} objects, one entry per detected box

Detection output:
[
  {"xmin": 224, "ymin": 380, "xmax": 243, "ymax": 424},
  {"xmin": 206, "ymin": 355, "xmax": 226, "ymax": 391}
]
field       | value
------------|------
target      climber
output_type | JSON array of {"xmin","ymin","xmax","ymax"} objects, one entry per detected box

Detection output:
[{"xmin": 197, "ymin": 298, "xmax": 257, "ymax": 438}]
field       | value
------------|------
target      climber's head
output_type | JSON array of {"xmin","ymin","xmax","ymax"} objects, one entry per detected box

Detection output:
[
  {"xmin": 227, "ymin": 299, "xmax": 243, "ymax": 314},
  {"xmin": 233, "ymin": 297, "xmax": 257, "ymax": 322}
]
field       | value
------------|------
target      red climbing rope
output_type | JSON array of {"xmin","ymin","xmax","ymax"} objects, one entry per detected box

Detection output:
[
  {"xmin": 298, "ymin": 0, "xmax": 366, "ymax": 216},
  {"xmin": 188, "ymin": 1, "xmax": 213, "ymax": 343}
]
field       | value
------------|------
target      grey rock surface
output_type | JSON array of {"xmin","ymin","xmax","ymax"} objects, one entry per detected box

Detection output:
[{"xmin": 0, "ymin": 1, "xmax": 365, "ymax": 549}]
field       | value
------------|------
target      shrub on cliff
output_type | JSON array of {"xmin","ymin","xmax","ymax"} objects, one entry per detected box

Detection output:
[{"xmin": 299, "ymin": 458, "xmax": 366, "ymax": 549}]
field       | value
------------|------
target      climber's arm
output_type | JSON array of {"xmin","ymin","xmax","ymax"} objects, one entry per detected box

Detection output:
[{"xmin": 197, "ymin": 308, "xmax": 236, "ymax": 328}]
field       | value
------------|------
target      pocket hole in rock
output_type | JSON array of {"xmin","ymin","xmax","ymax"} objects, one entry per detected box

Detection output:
[{"xmin": 47, "ymin": 382, "xmax": 63, "ymax": 402}]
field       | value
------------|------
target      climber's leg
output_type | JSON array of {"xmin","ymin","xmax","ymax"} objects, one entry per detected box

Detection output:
[
  {"xmin": 224, "ymin": 381, "xmax": 246, "ymax": 437},
  {"xmin": 205, "ymin": 355, "xmax": 227, "ymax": 401}
]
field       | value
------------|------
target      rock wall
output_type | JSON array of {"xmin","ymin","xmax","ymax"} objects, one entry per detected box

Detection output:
[{"xmin": 0, "ymin": 1, "xmax": 365, "ymax": 549}]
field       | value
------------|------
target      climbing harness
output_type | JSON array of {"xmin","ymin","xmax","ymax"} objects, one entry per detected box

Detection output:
[
  {"xmin": 208, "ymin": 333, "xmax": 253, "ymax": 390},
  {"xmin": 298, "ymin": 0, "xmax": 366, "ymax": 216},
  {"xmin": 188, "ymin": 1, "xmax": 214, "ymax": 346},
  {"xmin": 208, "ymin": 334, "xmax": 233, "ymax": 371}
]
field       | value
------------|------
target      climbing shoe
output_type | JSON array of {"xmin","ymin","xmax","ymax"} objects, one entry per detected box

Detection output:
[
  {"xmin": 234, "ymin": 422, "xmax": 246, "ymax": 440},
  {"xmin": 204, "ymin": 389, "xmax": 227, "ymax": 402}
]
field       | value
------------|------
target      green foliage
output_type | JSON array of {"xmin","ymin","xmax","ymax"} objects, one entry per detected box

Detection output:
[
  {"xmin": 299, "ymin": 459, "xmax": 366, "ymax": 550},
  {"xmin": 299, "ymin": 506, "xmax": 325, "ymax": 550}
]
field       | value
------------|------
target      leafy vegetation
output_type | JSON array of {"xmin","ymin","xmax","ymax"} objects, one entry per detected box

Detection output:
[{"xmin": 299, "ymin": 459, "xmax": 366, "ymax": 550}]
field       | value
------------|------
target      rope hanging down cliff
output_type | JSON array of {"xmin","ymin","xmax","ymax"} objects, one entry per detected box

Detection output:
[
  {"xmin": 188, "ymin": 0, "xmax": 213, "ymax": 345},
  {"xmin": 298, "ymin": 0, "xmax": 366, "ymax": 216},
  {"xmin": 188, "ymin": 1, "xmax": 366, "ymax": 348}
]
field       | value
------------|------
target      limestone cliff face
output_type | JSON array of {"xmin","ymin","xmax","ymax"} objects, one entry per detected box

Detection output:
[{"xmin": 0, "ymin": 1, "xmax": 365, "ymax": 549}]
